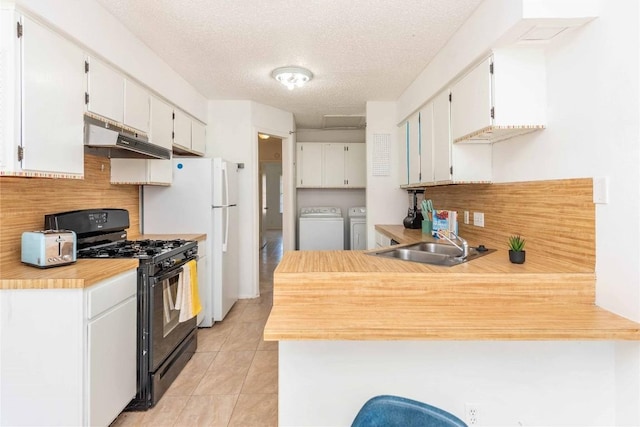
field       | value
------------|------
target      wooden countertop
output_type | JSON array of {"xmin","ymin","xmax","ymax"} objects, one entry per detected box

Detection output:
[
  {"xmin": 263, "ymin": 227, "xmax": 640, "ymax": 341},
  {"xmin": 0, "ymin": 233, "xmax": 205, "ymax": 290}
]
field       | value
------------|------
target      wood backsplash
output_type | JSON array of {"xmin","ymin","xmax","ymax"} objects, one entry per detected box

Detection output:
[
  {"xmin": 0, "ymin": 154, "xmax": 140, "ymax": 267},
  {"xmin": 422, "ymin": 178, "xmax": 595, "ymax": 271}
]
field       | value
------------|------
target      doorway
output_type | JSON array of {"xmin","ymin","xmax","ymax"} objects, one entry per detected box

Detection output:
[{"xmin": 258, "ymin": 133, "xmax": 283, "ymax": 249}]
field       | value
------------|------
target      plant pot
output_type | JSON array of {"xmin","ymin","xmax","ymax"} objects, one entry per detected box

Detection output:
[{"xmin": 509, "ymin": 250, "xmax": 526, "ymax": 264}]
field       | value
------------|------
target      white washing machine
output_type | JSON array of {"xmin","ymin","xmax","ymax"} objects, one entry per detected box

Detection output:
[
  {"xmin": 349, "ymin": 207, "xmax": 367, "ymax": 250},
  {"xmin": 298, "ymin": 207, "xmax": 344, "ymax": 250}
]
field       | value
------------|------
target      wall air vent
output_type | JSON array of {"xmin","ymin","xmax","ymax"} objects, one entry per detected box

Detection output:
[
  {"xmin": 321, "ymin": 115, "xmax": 366, "ymax": 129},
  {"xmin": 519, "ymin": 26, "xmax": 568, "ymax": 41}
]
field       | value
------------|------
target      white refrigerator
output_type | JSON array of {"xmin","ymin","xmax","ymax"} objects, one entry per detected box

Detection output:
[{"xmin": 142, "ymin": 157, "xmax": 239, "ymax": 326}]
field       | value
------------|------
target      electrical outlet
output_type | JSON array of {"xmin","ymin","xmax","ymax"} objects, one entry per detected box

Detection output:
[
  {"xmin": 465, "ymin": 403, "xmax": 480, "ymax": 425},
  {"xmin": 593, "ymin": 176, "xmax": 609, "ymax": 204},
  {"xmin": 473, "ymin": 212, "xmax": 484, "ymax": 227},
  {"xmin": 464, "ymin": 211, "xmax": 469, "ymax": 224}
]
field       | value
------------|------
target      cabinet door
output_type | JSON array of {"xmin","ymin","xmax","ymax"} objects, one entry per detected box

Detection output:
[
  {"xmin": 433, "ymin": 90, "xmax": 452, "ymax": 182},
  {"xmin": 148, "ymin": 160, "xmax": 173, "ymax": 185},
  {"xmin": 345, "ymin": 143, "xmax": 366, "ymax": 187},
  {"xmin": 323, "ymin": 143, "xmax": 346, "ymax": 187},
  {"xmin": 296, "ymin": 143, "xmax": 322, "ymax": 187},
  {"xmin": 124, "ymin": 79, "xmax": 149, "ymax": 133},
  {"xmin": 419, "ymin": 103, "xmax": 434, "ymax": 183},
  {"xmin": 150, "ymin": 96, "xmax": 173, "ymax": 150},
  {"xmin": 88, "ymin": 296, "xmax": 136, "ymax": 426},
  {"xmin": 1, "ymin": 10, "xmax": 19, "ymax": 173},
  {"xmin": 21, "ymin": 16, "xmax": 84, "ymax": 175},
  {"xmin": 398, "ymin": 121, "xmax": 409, "ymax": 186},
  {"xmin": 86, "ymin": 56, "xmax": 124, "ymax": 123},
  {"xmin": 196, "ymin": 253, "xmax": 207, "ymax": 326},
  {"xmin": 408, "ymin": 112, "xmax": 420, "ymax": 184},
  {"xmin": 191, "ymin": 121, "xmax": 206, "ymax": 155},
  {"xmin": 173, "ymin": 109, "xmax": 191, "ymax": 150},
  {"xmin": 450, "ymin": 56, "xmax": 492, "ymax": 142}
]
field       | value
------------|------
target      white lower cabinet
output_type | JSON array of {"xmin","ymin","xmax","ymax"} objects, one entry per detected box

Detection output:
[
  {"xmin": 86, "ymin": 271, "xmax": 137, "ymax": 426},
  {"xmin": 0, "ymin": 269, "xmax": 137, "ymax": 426},
  {"xmin": 375, "ymin": 231, "xmax": 392, "ymax": 248}
]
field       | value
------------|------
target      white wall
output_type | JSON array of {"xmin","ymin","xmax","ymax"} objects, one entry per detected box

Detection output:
[
  {"xmin": 13, "ymin": 0, "xmax": 207, "ymax": 121},
  {"xmin": 280, "ymin": 341, "xmax": 616, "ymax": 427},
  {"xmin": 208, "ymin": 100, "xmax": 294, "ymax": 299},
  {"xmin": 365, "ymin": 102, "xmax": 407, "ymax": 248},
  {"xmin": 491, "ymin": 1, "xmax": 640, "ymax": 324},
  {"xmin": 370, "ymin": 1, "xmax": 640, "ymax": 425}
]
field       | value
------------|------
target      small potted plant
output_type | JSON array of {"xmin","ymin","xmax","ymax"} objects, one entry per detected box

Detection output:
[{"xmin": 508, "ymin": 235, "xmax": 526, "ymax": 264}]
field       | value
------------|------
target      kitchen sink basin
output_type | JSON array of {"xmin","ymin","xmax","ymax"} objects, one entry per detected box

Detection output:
[
  {"xmin": 368, "ymin": 242, "xmax": 495, "ymax": 267},
  {"xmin": 401, "ymin": 242, "xmax": 466, "ymax": 256}
]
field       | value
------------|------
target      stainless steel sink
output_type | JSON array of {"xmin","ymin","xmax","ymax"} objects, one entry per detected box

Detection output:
[
  {"xmin": 368, "ymin": 242, "xmax": 495, "ymax": 267},
  {"xmin": 401, "ymin": 242, "xmax": 466, "ymax": 256}
]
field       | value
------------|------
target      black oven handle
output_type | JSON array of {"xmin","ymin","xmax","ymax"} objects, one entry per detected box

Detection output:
[
  {"xmin": 151, "ymin": 265, "xmax": 184, "ymax": 287},
  {"xmin": 150, "ymin": 256, "xmax": 198, "ymax": 286}
]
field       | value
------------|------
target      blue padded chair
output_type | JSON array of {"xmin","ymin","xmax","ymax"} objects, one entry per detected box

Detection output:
[{"xmin": 351, "ymin": 395, "xmax": 468, "ymax": 427}]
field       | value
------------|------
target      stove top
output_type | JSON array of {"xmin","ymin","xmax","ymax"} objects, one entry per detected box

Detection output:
[{"xmin": 77, "ymin": 239, "xmax": 194, "ymax": 260}]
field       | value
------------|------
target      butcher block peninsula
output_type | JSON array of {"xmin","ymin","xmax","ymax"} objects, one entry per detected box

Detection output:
[{"xmin": 264, "ymin": 226, "xmax": 640, "ymax": 426}]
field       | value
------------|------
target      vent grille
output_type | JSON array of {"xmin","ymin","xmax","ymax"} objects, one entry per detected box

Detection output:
[{"xmin": 321, "ymin": 115, "xmax": 366, "ymax": 129}]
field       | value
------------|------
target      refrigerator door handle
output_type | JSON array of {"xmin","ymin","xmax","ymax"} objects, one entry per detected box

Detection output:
[
  {"xmin": 222, "ymin": 161, "xmax": 229, "ymax": 207},
  {"xmin": 223, "ymin": 206, "xmax": 229, "ymax": 253}
]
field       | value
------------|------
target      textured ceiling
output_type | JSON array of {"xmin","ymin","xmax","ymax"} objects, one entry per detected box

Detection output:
[{"xmin": 96, "ymin": 0, "xmax": 483, "ymax": 129}]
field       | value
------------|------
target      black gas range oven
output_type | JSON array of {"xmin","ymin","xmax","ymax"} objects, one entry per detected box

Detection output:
[{"xmin": 45, "ymin": 208, "xmax": 198, "ymax": 410}]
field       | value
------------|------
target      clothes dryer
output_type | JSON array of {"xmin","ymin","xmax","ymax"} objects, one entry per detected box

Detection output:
[{"xmin": 349, "ymin": 207, "xmax": 367, "ymax": 250}]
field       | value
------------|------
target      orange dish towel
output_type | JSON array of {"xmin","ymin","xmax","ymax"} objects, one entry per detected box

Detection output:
[{"xmin": 175, "ymin": 259, "xmax": 202, "ymax": 322}]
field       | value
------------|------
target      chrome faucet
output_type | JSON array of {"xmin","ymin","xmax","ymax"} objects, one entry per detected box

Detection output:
[{"xmin": 436, "ymin": 230, "xmax": 470, "ymax": 259}]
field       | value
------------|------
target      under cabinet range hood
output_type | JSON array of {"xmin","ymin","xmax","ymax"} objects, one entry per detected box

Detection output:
[{"xmin": 83, "ymin": 114, "xmax": 171, "ymax": 160}]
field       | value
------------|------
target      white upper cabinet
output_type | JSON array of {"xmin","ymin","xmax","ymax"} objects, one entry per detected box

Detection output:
[
  {"xmin": 0, "ymin": 11, "xmax": 85, "ymax": 177},
  {"xmin": 87, "ymin": 57, "xmax": 152, "ymax": 134},
  {"xmin": 296, "ymin": 143, "xmax": 323, "ymax": 188},
  {"xmin": 408, "ymin": 112, "xmax": 421, "ymax": 184},
  {"xmin": 173, "ymin": 109, "xmax": 191, "ymax": 151},
  {"xmin": 450, "ymin": 48, "xmax": 546, "ymax": 143},
  {"xmin": 150, "ymin": 96, "xmax": 173, "ymax": 150},
  {"xmin": 191, "ymin": 121, "xmax": 206, "ymax": 155},
  {"xmin": 432, "ymin": 90, "xmax": 452, "ymax": 183},
  {"xmin": 297, "ymin": 142, "xmax": 365, "ymax": 188},
  {"xmin": 86, "ymin": 56, "xmax": 124, "ymax": 124},
  {"xmin": 323, "ymin": 143, "xmax": 346, "ymax": 187},
  {"xmin": 173, "ymin": 109, "xmax": 205, "ymax": 156},
  {"xmin": 124, "ymin": 79, "xmax": 150, "ymax": 133},
  {"xmin": 450, "ymin": 57, "xmax": 491, "ymax": 142},
  {"xmin": 397, "ymin": 121, "xmax": 409, "ymax": 186},
  {"xmin": 344, "ymin": 143, "xmax": 366, "ymax": 188},
  {"xmin": 419, "ymin": 103, "xmax": 434, "ymax": 184},
  {"xmin": 403, "ymin": 88, "xmax": 491, "ymax": 187}
]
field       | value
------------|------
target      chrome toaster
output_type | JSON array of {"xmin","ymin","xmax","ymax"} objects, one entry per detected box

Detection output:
[{"xmin": 21, "ymin": 230, "xmax": 77, "ymax": 268}]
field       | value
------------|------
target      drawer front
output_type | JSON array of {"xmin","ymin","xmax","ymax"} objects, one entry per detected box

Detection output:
[{"xmin": 86, "ymin": 270, "xmax": 137, "ymax": 319}]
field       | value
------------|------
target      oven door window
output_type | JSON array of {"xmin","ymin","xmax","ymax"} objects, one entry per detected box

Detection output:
[{"xmin": 162, "ymin": 275, "xmax": 180, "ymax": 337}]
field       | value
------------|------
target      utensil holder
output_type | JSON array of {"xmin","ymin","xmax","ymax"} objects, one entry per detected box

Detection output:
[{"xmin": 422, "ymin": 220, "xmax": 433, "ymax": 235}]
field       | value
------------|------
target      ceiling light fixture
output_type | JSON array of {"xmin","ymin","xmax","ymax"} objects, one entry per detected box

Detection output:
[
  {"xmin": 271, "ymin": 66, "xmax": 313, "ymax": 90},
  {"xmin": 258, "ymin": 133, "xmax": 270, "ymax": 140}
]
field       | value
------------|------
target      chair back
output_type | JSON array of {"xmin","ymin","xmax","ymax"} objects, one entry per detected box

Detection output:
[{"xmin": 351, "ymin": 395, "xmax": 468, "ymax": 427}]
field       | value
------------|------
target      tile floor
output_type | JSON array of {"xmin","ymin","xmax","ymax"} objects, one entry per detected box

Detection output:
[{"xmin": 112, "ymin": 230, "xmax": 282, "ymax": 427}]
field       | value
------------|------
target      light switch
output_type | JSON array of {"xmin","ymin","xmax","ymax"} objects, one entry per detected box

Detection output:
[
  {"xmin": 593, "ymin": 176, "xmax": 609, "ymax": 204},
  {"xmin": 473, "ymin": 212, "xmax": 484, "ymax": 227}
]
